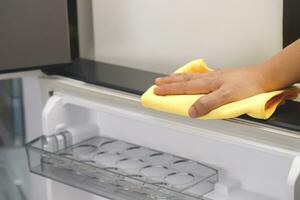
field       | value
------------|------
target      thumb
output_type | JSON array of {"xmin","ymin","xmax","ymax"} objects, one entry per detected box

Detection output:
[{"xmin": 188, "ymin": 88, "xmax": 232, "ymax": 118}]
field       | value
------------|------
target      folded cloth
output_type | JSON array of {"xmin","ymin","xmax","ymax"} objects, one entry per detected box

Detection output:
[{"xmin": 141, "ymin": 59, "xmax": 300, "ymax": 120}]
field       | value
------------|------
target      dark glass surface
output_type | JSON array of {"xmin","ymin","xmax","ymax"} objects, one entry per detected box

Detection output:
[
  {"xmin": 43, "ymin": 58, "xmax": 300, "ymax": 133},
  {"xmin": 43, "ymin": 59, "xmax": 163, "ymax": 95}
]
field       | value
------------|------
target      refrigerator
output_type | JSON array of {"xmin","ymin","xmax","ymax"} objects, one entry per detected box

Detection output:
[{"xmin": 0, "ymin": 1, "xmax": 300, "ymax": 200}]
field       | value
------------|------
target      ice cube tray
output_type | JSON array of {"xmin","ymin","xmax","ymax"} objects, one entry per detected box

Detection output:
[{"xmin": 26, "ymin": 134, "xmax": 218, "ymax": 200}]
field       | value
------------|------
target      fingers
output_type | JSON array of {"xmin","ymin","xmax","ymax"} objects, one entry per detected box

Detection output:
[
  {"xmin": 154, "ymin": 79, "xmax": 215, "ymax": 95},
  {"xmin": 188, "ymin": 87, "xmax": 232, "ymax": 118},
  {"xmin": 155, "ymin": 72, "xmax": 207, "ymax": 86}
]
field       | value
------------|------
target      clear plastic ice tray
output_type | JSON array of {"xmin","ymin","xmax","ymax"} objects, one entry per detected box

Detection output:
[{"xmin": 26, "ymin": 132, "xmax": 218, "ymax": 200}]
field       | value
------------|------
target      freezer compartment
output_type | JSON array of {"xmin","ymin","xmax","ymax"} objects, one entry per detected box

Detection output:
[
  {"xmin": 28, "ymin": 92, "xmax": 300, "ymax": 200},
  {"xmin": 26, "ymin": 129, "xmax": 218, "ymax": 200}
]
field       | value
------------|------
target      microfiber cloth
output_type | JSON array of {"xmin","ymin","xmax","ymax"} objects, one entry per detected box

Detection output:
[{"xmin": 141, "ymin": 59, "xmax": 300, "ymax": 120}]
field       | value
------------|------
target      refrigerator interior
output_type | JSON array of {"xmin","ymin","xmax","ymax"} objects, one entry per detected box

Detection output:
[
  {"xmin": 18, "ymin": 1, "xmax": 300, "ymax": 200},
  {"xmin": 26, "ymin": 78, "xmax": 300, "ymax": 200}
]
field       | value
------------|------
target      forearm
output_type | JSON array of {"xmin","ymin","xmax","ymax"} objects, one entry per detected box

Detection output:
[{"xmin": 255, "ymin": 39, "xmax": 300, "ymax": 91}]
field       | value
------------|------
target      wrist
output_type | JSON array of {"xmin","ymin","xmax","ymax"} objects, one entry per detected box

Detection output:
[{"xmin": 251, "ymin": 63, "xmax": 280, "ymax": 92}]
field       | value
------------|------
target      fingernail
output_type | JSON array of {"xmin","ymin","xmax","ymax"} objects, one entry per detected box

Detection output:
[
  {"xmin": 188, "ymin": 106, "xmax": 198, "ymax": 118},
  {"xmin": 155, "ymin": 78, "xmax": 162, "ymax": 84}
]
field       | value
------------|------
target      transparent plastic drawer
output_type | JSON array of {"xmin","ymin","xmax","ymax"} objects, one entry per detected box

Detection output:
[{"xmin": 26, "ymin": 131, "xmax": 218, "ymax": 200}]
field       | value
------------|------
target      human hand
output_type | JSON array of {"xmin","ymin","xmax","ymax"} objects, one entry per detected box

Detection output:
[{"xmin": 154, "ymin": 67, "xmax": 268, "ymax": 118}]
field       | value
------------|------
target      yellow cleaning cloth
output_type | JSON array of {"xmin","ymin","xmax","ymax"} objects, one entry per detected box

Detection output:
[{"xmin": 141, "ymin": 59, "xmax": 300, "ymax": 120}]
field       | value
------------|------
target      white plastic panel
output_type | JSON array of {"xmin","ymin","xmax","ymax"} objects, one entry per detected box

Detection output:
[
  {"xmin": 39, "ymin": 92, "xmax": 298, "ymax": 200},
  {"xmin": 92, "ymin": 0, "xmax": 283, "ymax": 73}
]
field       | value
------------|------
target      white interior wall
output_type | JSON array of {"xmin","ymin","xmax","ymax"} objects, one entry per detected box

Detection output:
[
  {"xmin": 77, "ymin": 0, "xmax": 95, "ymax": 60},
  {"xmin": 88, "ymin": 0, "xmax": 283, "ymax": 74},
  {"xmin": 77, "ymin": 1, "xmax": 300, "ymax": 101}
]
